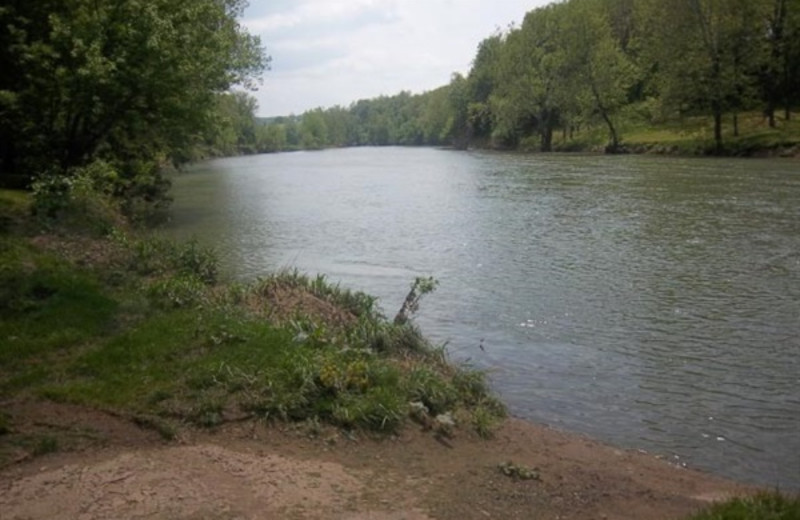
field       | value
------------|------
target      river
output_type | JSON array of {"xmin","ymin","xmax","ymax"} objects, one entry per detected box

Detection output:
[{"xmin": 167, "ymin": 147, "xmax": 800, "ymax": 490}]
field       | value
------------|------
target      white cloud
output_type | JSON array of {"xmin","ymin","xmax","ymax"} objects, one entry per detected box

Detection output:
[{"xmin": 243, "ymin": 0, "xmax": 549, "ymax": 116}]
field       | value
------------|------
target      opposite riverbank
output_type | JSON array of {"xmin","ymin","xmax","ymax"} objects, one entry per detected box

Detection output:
[{"xmin": 0, "ymin": 188, "xmax": 796, "ymax": 519}]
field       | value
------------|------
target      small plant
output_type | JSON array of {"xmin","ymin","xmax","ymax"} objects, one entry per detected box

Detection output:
[
  {"xmin": 394, "ymin": 276, "xmax": 439, "ymax": 325},
  {"xmin": 146, "ymin": 275, "xmax": 208, "ymax": 309},
  {"xmin": 176, "ymin": 239, "xmax": 218, "ymax": 284},
  {"xmin": 124, "ymin": 236, "xmax": 219, "ymax": 284},
  {"xmin": 32, "ymin": 436, "xmax": 59, "ymax": 456},
  {"xmin": 30, "ymin": 162, "xmax": 122, "ymax": 234},
  {"xmin": 471, "ymin": 400, "xmax": 505, "ymax": 439},
  {"xmin": 498, "ymin": 461, "xmax": 540, "ymax": 481}
]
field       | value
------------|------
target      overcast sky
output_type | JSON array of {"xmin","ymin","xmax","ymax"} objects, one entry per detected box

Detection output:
[{"xmin": 242, "ymin": 1, "xmax": 550, "ymax": 117}]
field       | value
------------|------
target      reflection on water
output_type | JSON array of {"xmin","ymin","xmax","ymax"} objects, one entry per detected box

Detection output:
[{"xmin": 168, "ymin": 148, "xmax": 800, "ymax": 489}]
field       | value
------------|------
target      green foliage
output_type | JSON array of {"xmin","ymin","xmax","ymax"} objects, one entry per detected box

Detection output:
[
  {"xmin": 0, "ymin": 199, "xmax": 504, "ymax": 439},
  {"xmin": 685, "ymin": 492, "xmax": 800, "ymax": 520},
  {"xmin": 146, "ymin": 274, "xmax": 209, "ymax": 309},
  {"xmin": 31, "ymin": 161, "xmax": 122, "ymax": 234},
  {"xmin": 120, "ymin": 234, "xmax": 219, "ymax": 285},
  {"xmin": 0, "ymin": 0, "xmax": 268, "ymax": 213}
]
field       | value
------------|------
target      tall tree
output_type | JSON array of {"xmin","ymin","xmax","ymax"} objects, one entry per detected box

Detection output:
[
  {"xmin": 761, "ymin": 0, "xmax": 800, "ymax": 124},
  {"xmin": 643, "ymin": 0, "xmax": 765, "ymax": 151},
  {"xmin": 562, "ymin": 0, "xmax": 638, "ymax": 151},
  {"xmin": 0, "ymin": 0, "xmax": 267, "ymax": 178},
  {"xmin": 491, "ymin": 6, "xmax": 567, "ymax": 151}
]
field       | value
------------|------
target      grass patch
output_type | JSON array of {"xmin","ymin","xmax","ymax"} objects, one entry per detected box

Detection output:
[
  {"xmin": 551, "ymin": 110, "xmax": 800, "ymax": 156},
  {"xmin": 0, "ymin": 188, "xmax": 505, "ymax": 446},
  {"xmin": 686, "ymin": 491, "xmax": 800, "ymax": 519}
]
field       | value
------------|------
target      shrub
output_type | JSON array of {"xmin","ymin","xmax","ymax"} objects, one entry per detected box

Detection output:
[{"xmin": 31, "ymin": 161, "xmax": 123, "ymax": 234}]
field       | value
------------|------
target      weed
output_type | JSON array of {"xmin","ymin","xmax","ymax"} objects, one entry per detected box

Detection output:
[
  {"xmin": 471, "ymin": 400, "xmax": 505, "ymax": 439},
  {"xmin": 32, "ymin": 436, "xmax": 59, "ymax": 456},
  {"xmin": 146, "ymin": 274, "xmax": 208, "ymax": 309},
  {"xmin": 404, "ymin": 366, "xmax": 457, "ymax": 416},
  {"xmin": 131, "ymin": 415, "xmax": 178, "ymax": 441},
  {"xmin": 192, "ymin": 400, "xmax": 224, "ymax": 428}
]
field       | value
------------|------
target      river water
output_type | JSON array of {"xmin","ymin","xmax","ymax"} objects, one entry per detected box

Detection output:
[{"xmin": 167, "ymin": 147, "xmax": 800, "ymax": 489}]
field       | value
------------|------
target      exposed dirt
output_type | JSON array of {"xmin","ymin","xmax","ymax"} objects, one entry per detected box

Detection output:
[
  {"xmin": 0, "ymin": 400, "xmax": 751, "ymax": 520},
  {"xmin": 252, "ymin": 282, "xmax": 360, "ymax": 329}
]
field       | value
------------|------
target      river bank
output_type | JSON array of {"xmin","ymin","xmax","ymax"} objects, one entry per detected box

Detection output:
[{"xmin": 0, "ymin": 399, "xmax": 750, "ymax": 520}]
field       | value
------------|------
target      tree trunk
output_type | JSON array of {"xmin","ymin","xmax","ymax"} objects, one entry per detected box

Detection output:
[
  {"xmin": 540, "ymin": 126, "xmax": 553, "ymax": 152},
  {"xmin": 589, "ymin": 82, "xmax": 620, "ymax": 153},
  {"xmin": 713, "ymin": 105, "xmax": 723, "ymax": 153},
  {"xmin": 733, "ymin": 112, "xmax": 739, "ymax": 137},
  {"xmin": 601, "ymin": 110, "xmax": 619, "ymax": 153}
]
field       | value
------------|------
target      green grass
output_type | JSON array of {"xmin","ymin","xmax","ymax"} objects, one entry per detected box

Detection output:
[
  {"xmin": 687, "ymin": 492, "xmax": 800, "ymax": 520},
  {"xmin": 0, "ymin": 188, "xmax": 504, "ymax": 460},
  {"xmin": 552, "ymin": 109, "xmax": 800, "ymax": 156}
]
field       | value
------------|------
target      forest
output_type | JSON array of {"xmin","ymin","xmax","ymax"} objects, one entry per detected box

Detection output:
[{"xmin": 251, "ymin": 0, "xmax": 799, "ymax": 156}]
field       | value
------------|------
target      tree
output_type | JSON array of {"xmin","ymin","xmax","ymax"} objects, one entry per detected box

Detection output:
[
  {"xmin": 300, "ymin": 109, "xmax": 328, "ymax": 149},
  {"xmin": 761, "ymin": 0, "xmax": 800, "ymax": 125},
  {"xmin": 0, "ymin": 0, "xmax": 267, "ymax": 178},
  {"xmin": 642, "ymin": 0, "xmax": 765, "ymax": 151},
  {"xmin": 490, "ymin": 6, "xmax": 568, "ymax": 151},
  {"xmin": 562, "ymin": 0, "xmax": 638, "ymax": 151}
]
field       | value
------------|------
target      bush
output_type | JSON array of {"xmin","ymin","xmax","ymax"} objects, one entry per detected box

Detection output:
[
  {"xmin": 31, "ymin": 161, "xmax": 123, "ymax": 234},
  {"xmin": 114, "ymin": 160, "xmax": 172, "ymax": 226}
]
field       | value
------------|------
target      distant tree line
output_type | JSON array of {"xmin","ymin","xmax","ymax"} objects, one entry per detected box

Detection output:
[{"xmin": 254, "ymin": 0, "xmax": 799, "ymax": 154}]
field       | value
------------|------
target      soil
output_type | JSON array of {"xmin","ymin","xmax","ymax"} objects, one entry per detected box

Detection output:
[{"xmin": 0, "ymin": 400, "xmax": 751, "ymax": 520}]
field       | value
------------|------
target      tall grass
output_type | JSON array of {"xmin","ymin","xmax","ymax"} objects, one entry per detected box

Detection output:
[{"xmin": 686, "ymin": 492, "xmax": 800, "ymax": 520}]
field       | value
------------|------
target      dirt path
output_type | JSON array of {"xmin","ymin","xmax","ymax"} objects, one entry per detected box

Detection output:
[{"xmin": 0, "ymin": 402, "xmax": 751, "ymax": 519}]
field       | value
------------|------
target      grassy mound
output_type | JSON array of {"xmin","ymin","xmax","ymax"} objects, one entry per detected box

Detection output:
[{"xmin": 0, "ymin": 188, "xmax": 504, "ymax": 464}]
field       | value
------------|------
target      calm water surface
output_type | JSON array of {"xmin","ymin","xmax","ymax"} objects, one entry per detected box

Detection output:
[{"xmin": 168, "ymin": 147, "xmax": 800, "ymax": 489}]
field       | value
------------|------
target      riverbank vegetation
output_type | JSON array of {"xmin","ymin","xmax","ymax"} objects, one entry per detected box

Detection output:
[
  {"xmin": 0, "ymin": 0, "xmax": 268, "ymax": 207},
  {"xmin": 0, "ymin": 186, "xmax": 505, "ymax": 463},
  {"xmin": 252, "ymin": 0, "xmax": 799, "ymax": 156}
]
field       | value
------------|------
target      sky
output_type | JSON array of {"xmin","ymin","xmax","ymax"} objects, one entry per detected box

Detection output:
[{"xmin": 241, "ymin": 0, "xmax": 550, "ymax": 117}]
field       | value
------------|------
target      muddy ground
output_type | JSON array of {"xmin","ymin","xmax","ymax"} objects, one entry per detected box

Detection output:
[{"xmin": 0, "ymin": 400, "xmax": 751, "ymax": 519}]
